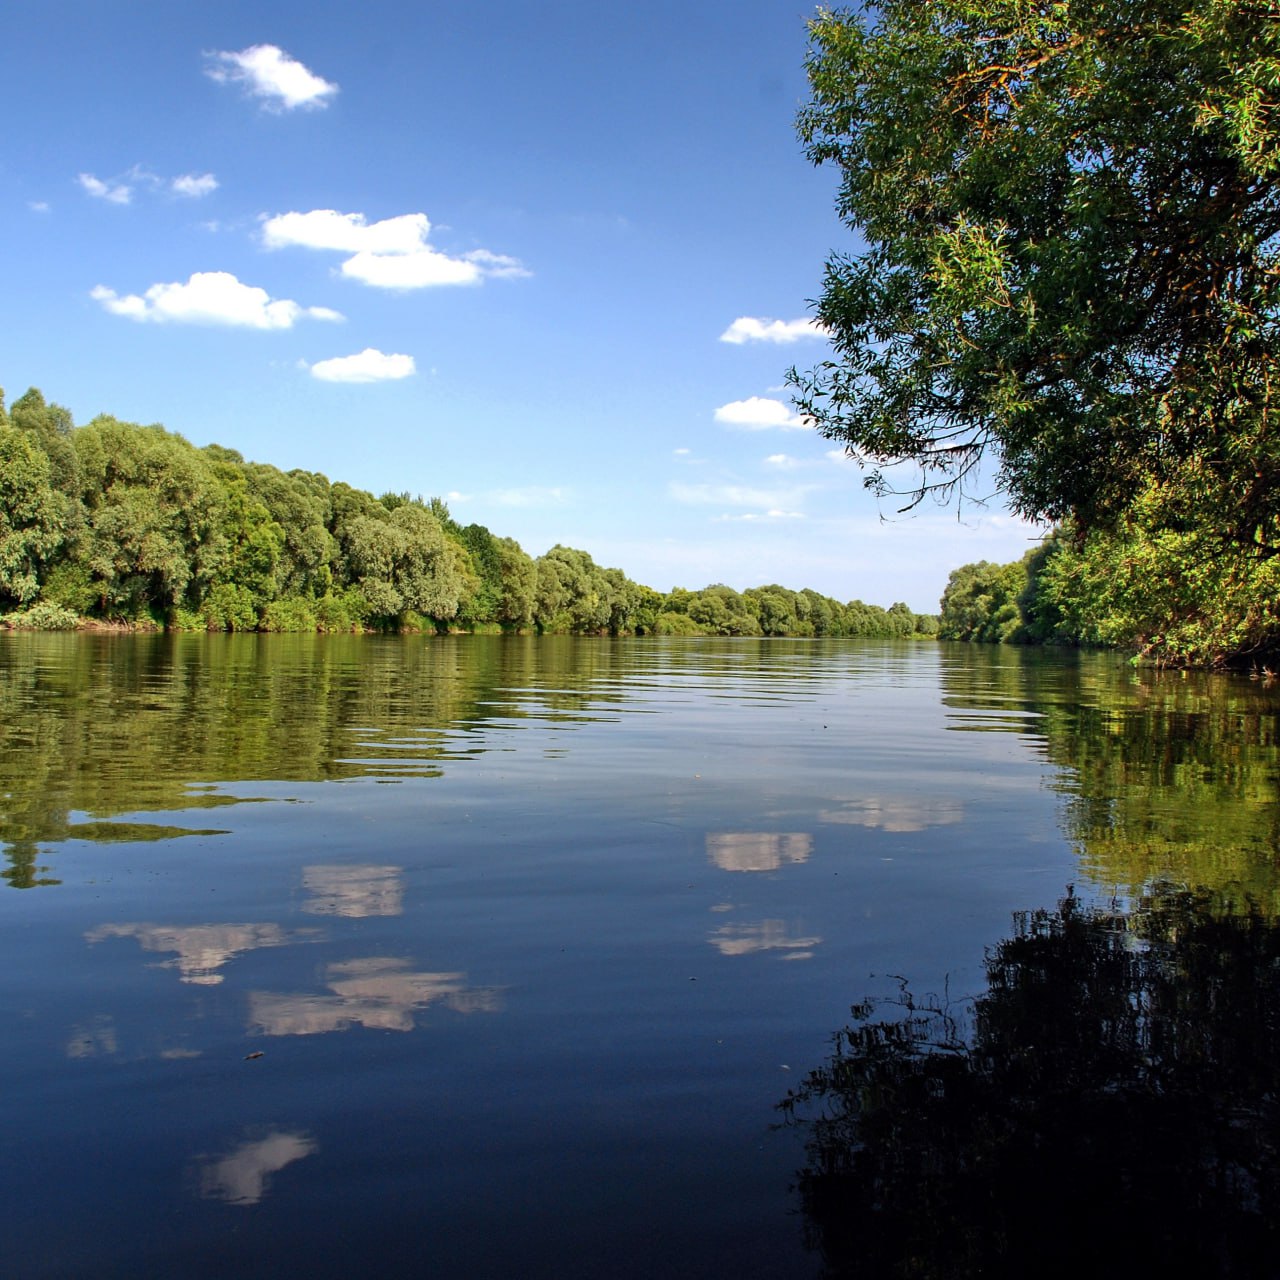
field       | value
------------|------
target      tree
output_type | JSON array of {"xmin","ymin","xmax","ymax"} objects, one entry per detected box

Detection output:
[
  {"xmin": 791, "ymin": 1, "xmax": 1280, "ymax": 552},
  {"xmin": 73, "ymin": 417, "xmax": 226, "ymax": 619},
  {"xmin": 0, "ymin": 427, "xmax": 69, "ymax": 605}
]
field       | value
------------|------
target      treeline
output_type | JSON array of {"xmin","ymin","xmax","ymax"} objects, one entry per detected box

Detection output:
[
  {"xmin": 0, "ymin": 385, "xmax": 936, "ymax": 639},
  {"xmin": 939, "ymin": 515, "xmax": 1280, "ymax": 667}
]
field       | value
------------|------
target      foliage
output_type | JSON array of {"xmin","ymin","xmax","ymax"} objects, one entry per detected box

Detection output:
[
  {"xmin": 0, "ymin": 426, "xmax": 69, "ymax": 605},
  {"xmin": 792, "ymin": 0, "xmax": 1280, "ymax": 557},
  {"xmin": 780, "ymin": 887, "xmax": 1280, "ymax": 1278},
  {"xmin": 941, "ymin": 512, "xmax": 1280, "ymax": 664},
  {"xmin": 0, "ymin": 381, "xmax": 939, "ymax": 638},
  {"xmin": 2, "ymin": 601, "xmax": 79, "ymax": 631}
]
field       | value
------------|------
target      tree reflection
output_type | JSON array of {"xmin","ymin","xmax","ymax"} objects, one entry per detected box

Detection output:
[
  {"xmin": 939, "ymin": 646, "xmax": 1280, "ymax": 910},
  {"xmin": 779, "ymin": 888, "xmax": 1280, "ymax": 1278}
]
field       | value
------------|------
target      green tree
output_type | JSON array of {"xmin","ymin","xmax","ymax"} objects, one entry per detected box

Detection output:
[
  {"xmin": 72, "ymin": 417, "xmax": 226, "ymax": 620},
  {"xmin": 939, "ymin": 557, "xmax": 1031, "ymax": 643},
  {"xmin": 791, "ymin": 1, "xmax": 1280, "ymax": 551},
  {"xmin": 0, "ymin": 427, "xmax": 69, "ymax": 605}
]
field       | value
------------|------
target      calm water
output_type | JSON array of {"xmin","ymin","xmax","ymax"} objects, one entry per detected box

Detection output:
[{"xmin": 2, "ymin": 635, "xmax": 1278, "ymax": 1278}]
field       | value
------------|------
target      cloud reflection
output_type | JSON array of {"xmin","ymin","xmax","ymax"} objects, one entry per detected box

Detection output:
[
  {"xmin": 301, "ymin": 863, "xmax": 404, "ymax": 917},
  {"xmin": 819, "ymin": 797, "xmax": 965, "ymax": 833},
  {"xmin": 66, "ymin": 1015, "xmax": 118, "ymax": 1058},
  {"xmin": 708, "ymin": 919, "xmax": 822, "ymax": 959},
  {"xmin": 250, "ymin": 957, "xmax": 502, "ymax": 1036},
  {"xmin": 706, "ymin": 832, "xmax": 812, "ymax": 873},
  {"xmin": 85, "ymin": 922, "xmax": 316, "ymax": 984},
  {"xmin": 197, "ymin": 1130, "xmax": 318, "ymax": 1206}
]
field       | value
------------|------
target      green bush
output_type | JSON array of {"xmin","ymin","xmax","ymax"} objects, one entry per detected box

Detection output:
[
  {"xmin": 202, "ymin": 583, "xmax": 260, "ymax": 632},
  {"xmin": 260, "ymin": 595, "xmax": 317, "ymax": 632},
  {"xmin": 5, "ymin": 601, "xmax": 79, "ymax": 630}
]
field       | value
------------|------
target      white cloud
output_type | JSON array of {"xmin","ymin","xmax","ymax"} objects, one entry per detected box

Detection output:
[
  {"xmin": 714, "ymin": 396, "xmax": 810, "ymax": 431},
  {"xmin": 261, "ymin": 208, "xmax": 528, "ymax": 290},
  {"xmin": 826, "ymin": 448, "xmax": 851, "ymax": 462},
  {"xmin": 79, "ymin": 167, "xmax": 219, "ymax": 204},
  {"xmin": 91, "ymin": 271, "xmax": 344, "ymax": 329},
  {"xmin": 674, "ymin": 447, "xmax": 691, "ymax": 456},
  {"xmin": 262, "ymin": 210, "xmax": 430, "ymax": 254},
  {"xmin": 28, "ymin": 200, "xmax": 49, "ymax": 213},
  {"xmin": 764, "ymin": 453, "xmax": 802, "ymax": 469},
  {"xmin": 205, "ymin": 45, "xmax": 338, "ymax": 111},
  {"xmin": 719, "ymin": 316, "xmax": 827, "ymax": 345},
  {"xmin": 341, "ymin": 248, "xmax": 480, "ymax": 289},
  {"xmin": 462, "ymin": 249, "xmax": 532, "ymax": 279},
  {"xmin": 172, "ymin": 172, "xmax": 218, "ymax": 198},
  {"xmin": 78, "ymin": 173, "xmax": 131, "ymax": 205},
  {"xmin": 308, "ymin": 348, "xmax": 416, "ymax": 383}
]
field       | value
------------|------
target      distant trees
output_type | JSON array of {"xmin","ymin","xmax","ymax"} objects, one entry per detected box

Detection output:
[{"xmin": 0, "ymin": 383, "xmax": 936, "ymax": 639}]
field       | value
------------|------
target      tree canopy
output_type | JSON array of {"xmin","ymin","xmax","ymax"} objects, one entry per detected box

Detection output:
[
  {"xmin": 0, "ymin": 382, "xmax": 933, "ymax": 640},
  {"xmin": 791, "ymin": 1, "xmax": 1280, "ymax": 552}
]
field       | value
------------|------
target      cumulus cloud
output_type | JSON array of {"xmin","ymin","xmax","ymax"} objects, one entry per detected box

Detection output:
[
  {"xmin": 764, "ymin": 453, "xmax": 803, "ymax": 469},
  {"xmin": 261, "ymin": 208, "xmax": 527, "ymax": 289},
  {"xmin": 719, "ymin": 316, "xmax": 827, "ymax": 345},
  {"xmin": 78, "ymin": 173, "xmax": 132, "ymax": 204},
  {"xmin": 341, "ymin": 248, "xmax": 480, "ymax": 289},
  {"xmin": 307, "ymin": 348, "xmax": 416, "ymax": 383},
  {"xmin": 29, "ymin": 200, "xmax": 49, "ymax": 213},
  {"xmin": 714, "ymin": 396, "xmax": 810, "ymax": 430},
  {"xmin": 262, "ymin": 210, "xmax": 428, "ymax": 254},
  {"xmin": 205, "ymin": 44, "xmax": 338, "ymax": 111},
  {"xmin": 172, "ymin": 172, "xmax": 218, "ymax": 198},
  {"xmin": 91, "ymin": 271, "xmax": 343, "ymax": 329}
]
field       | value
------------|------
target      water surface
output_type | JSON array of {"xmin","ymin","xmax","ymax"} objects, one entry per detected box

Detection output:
[{"xmin": 2, "ymin": 635, "xmax": 1277, "ymax": 1277}]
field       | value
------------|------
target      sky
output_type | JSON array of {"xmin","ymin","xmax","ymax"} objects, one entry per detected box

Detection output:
[{"xmin": 2, "ymin": 0, "xmax": 1041, "ymax": 611}]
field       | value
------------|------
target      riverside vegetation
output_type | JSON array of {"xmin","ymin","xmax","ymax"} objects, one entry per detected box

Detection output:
[
  {"xmin": 793, "ymin": 0, "xmax": 1280, "ymax": 670},
  {"xmin": 0, "ymin": 385, "xmax": 935, "ymax": 641}
]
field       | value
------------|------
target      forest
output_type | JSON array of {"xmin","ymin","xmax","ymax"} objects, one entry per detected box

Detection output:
[{"xmin": 0, "ymin": 384, "xmax": 936, "ymax": 640}]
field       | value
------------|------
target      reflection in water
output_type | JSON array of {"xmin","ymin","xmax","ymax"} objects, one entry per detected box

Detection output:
[
  {"xmin": 780, "ymin": 887, "xmax": 1280, "ymax": 1278},
  {"xmin": 85, "ymin": 922, "xmax": 316, "ymax": 985},
  {"xmin": 939, "ymin": 645, "xmax": 1280, "ymax": 907},
  {"xmin": 818, "ymin": 796, "xmax": 964, "ymax": 833},
  {"xmin": 708, "ymin": 919, "xmax": 821, "ymax": 959},
  {"xmin": 301, "ymin": 864, "xmax": 404, "ymax": 917},
  {"xmin": 250, "ymin": 957, "xmax": 502, "ymax": 1036},
  {"xmin": 65, "ymin": 1015, "xmax": 118, "ymax": 1059},
  {"xmin": 706, "ymin": 832, "xmax": 812, "ymax": 873},
  {"xmin": 196, "ymin": 1130, "xmax": 318, "ymax": 1206}
]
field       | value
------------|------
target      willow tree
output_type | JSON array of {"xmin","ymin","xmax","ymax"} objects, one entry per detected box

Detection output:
[{"xmin": 792, "ymin": 1, "xmax": 1280, "ymax": 552}]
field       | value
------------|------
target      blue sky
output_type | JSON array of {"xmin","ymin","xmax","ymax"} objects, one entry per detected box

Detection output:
[{"xmin": 3, "ymin": 0, "xmax": 1038, "ymax": 611}]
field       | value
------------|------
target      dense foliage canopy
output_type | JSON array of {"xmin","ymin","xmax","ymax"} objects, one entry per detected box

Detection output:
[
  {"xmin": 0, "ymin": 383, "xmax": 935, "ymax": 640},
  {"xmin": 940, "ymin": 519, "xmax": 1280, "ymax": 665},
  {"xmin": 792, "ymin": 1, "xmax": 1280, "ymax": 555}
]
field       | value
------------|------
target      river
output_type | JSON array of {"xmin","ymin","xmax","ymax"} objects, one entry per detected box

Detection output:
[{"xmin": 2, "ymin": 634, "xmax": 1277, "ymax": 1277}]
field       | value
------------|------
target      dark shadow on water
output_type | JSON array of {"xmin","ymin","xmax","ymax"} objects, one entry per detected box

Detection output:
[{"xmin": 779, "ymin": 886, "xmax": 1280, "ymax": 1278}]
